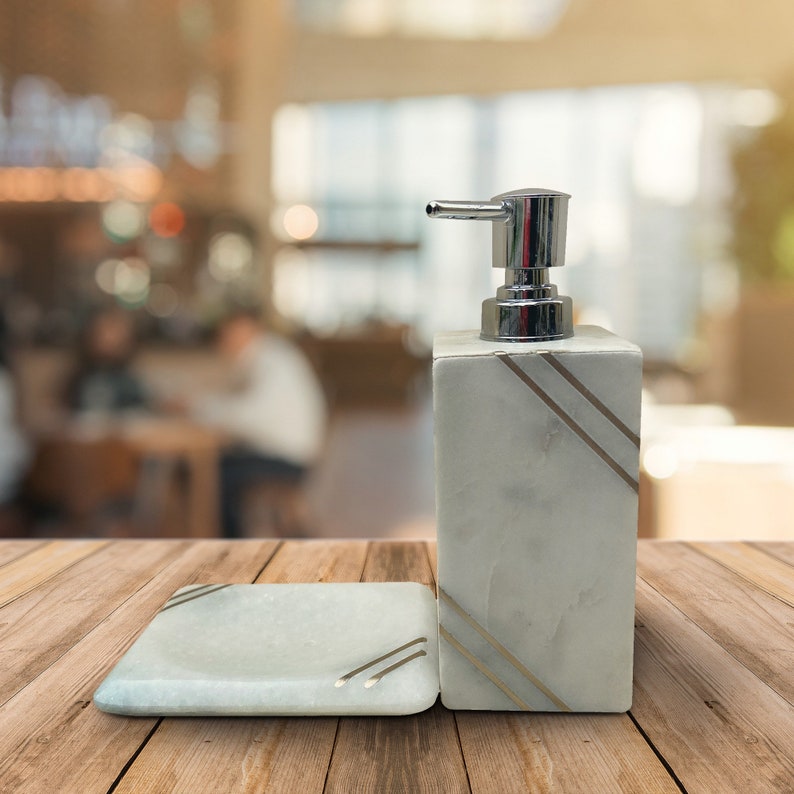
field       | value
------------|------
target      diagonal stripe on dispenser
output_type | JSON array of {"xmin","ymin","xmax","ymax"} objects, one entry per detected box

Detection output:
[
  {"xmin": 439, "ymin": 588, "xmax": 571, "ymax": 712},
  {"xmin": 495, "ymin": 352, "xmax": 639, "ymax": 495}
]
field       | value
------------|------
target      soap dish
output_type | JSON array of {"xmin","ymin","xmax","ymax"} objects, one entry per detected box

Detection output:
[{"xmin": 94, "ymin": 582, "xmax": 439, "ymax": 716}]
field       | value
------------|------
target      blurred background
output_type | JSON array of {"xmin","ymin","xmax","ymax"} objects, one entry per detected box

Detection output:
[{"xmin": 1, "ymin": 0, "xmax": 793, "ymax": 541}]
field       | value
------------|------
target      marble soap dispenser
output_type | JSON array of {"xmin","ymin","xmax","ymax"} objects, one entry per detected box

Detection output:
[{"xmin": 428, "ymin": 189, "xmax": 642, "ymax": 712}]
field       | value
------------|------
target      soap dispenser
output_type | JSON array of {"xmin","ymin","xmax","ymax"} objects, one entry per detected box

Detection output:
[{"xmin": 428, "ymin": 189, "xmax": 642, "ymax": 712}]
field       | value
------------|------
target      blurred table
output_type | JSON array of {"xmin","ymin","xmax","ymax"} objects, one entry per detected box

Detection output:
[
  {"xmin": 0, "ymin": 539, "xmax": 791, "ymax": 792},
  {"xmin": 26, "ymin": 417, "xmax": 225, "ymax": 538},
  {"xmin": 119, "ymin": 418, "xmax": 225, "ymax": 538}
]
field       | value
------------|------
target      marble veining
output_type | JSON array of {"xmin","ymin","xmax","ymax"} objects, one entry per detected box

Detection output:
[
  {"xmin": 434, "ymin": 326, "xmax": 642, "ymax": 712},
  {"xmin": 95, "ymin": 582, "xmax": 439, "ymax": 717}
]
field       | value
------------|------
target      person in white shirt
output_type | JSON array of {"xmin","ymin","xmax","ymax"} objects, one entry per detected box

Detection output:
[{"xmin": 191, "ymin": 311, "xmax": 327, "ymax": 537}]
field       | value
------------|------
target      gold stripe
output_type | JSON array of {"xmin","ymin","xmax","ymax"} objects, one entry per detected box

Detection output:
[
  {"xmin": 439, "ymin": 626, "xmax": 532, "ymax": 711},
  {"xmin": 160, "ymin": 584, "xmax": 232, "ymax": 612},
  {"xmin": 495, "ymin": 352, "xmax": 638, "ymax": 494},
  {"xmin": 165, "ymin": 584, "xmax": 215, "ymax": 605},
  {"xmin": 539, "ymin": 352, "xmax": 640, "ymax": 448},
  {"xmin": 440, "ymin": 588, "xmax": 571, "ymax": 712},
  {"xmin": 335, "ymin": 636, "xmax": 427, "ymax": 687},
  {"xmin": 364, "ymin": 650, "xmax": 427, "ymax": 688}
]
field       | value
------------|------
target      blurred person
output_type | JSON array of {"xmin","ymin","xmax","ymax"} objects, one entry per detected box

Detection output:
[
  {"xmin": 65, "ymin": 307, "xmax": 149, "ymax": 415},
  {"xmin": 0, "ymin": 310, "xmax": 30, "ymax": 534},
  {"xmin": 190, "ymin": 310, "xmax": 327, "ymax": 538}
]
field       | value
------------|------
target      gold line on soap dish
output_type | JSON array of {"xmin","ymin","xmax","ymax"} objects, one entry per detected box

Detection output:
[
  {"xmin": 364, "ymin": 649, "xmax": 427, "ymax": 688},
  {"xmin": 495, "ymin": 352, "xmax": 639, "ymax": 495},
  {"xmin": 439, "ymin": 625, "xmax": 532, "ymax": 711},
  {"xmin": 539, "ymin": 352, "xmax": 641, "ymax": 448},
  {"xmin": 160, "ymin": 584, "xmax": 232, "ymax": 612},
  {"xmin": 335, "ymin": 636, "xmax": 427, "ymax": 687},
  {"xmin": 164, "ymin": 584, "xmax": 216, "ymax": 606},
  {"xmin": 439, "ymin": 588, "xmax": 571, "ymax": 712}
]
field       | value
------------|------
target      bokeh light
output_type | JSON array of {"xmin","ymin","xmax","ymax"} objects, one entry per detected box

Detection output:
[
  {"xmin": 149, "ymin": 202, "xmax": 186, "ymax": 238},
  {"xmin": 208, "ymin": 232, "xmax": 254, "ymax": 282},
  {"xmin": 282, "ymin": 204, "xmax": 319, "ymax": 240},
  {"xmin": 101, "ymin": 200, "xmax": 146, "ymax": 242}
]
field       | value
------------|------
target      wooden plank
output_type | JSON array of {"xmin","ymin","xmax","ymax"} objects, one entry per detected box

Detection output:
[
  {"xmin": 112, "ymin": 540, "xmax": 369, "ymax": 794},
  {"xmin": 0, "ymin": 540, "xmax": 279, "ymax": 794},
  {"xmin": 0, "ymin": 540, "xmax": 46, "ymax": 568},
  {"xmin": 632, "ymin": 576, "xmax": 794, "ymax": 793},
  {"xmin": 456, "ymin": 711, "xmax": 679, "ymax": 793},
  {"xmin": 0, "ymin": 539, "xmax": 107, "ymax": 608},
  {"xmin": 426, "ymin": 540, "xmax": 438, "ymax": 587},
  {"xmin": 753, "ymin": 542, "xmax": 794, "ymax": 568},
  {"xmin": 361, "ymin": 540, "xmax": 435, "ymax": 590},
  {"xmin": 325, "ymin": 541, "xmax": 470, "ymax": 794},
  {"xmin": 689, "ymin": 541, "xmax": 794, "ymax": 607},
  {"xmin": 256, "ymin": 538, "xmax": 369, "ymax": 583},
  {"xmin": 637, "ymin": 542, "xmax": 794, "ymax": 705},
  {"xmin": 0, "ymin": 540, "xmax": 189, "ymax": 705}
]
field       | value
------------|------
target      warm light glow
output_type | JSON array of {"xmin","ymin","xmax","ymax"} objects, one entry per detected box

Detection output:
[
  {"xmin": 94, "ymin": 257, "xmax": 150, "ymax": 305},
  {"xmin": 282, "ymin": 204, "xmax": 319, "ymax": 240},
  {"xmin": 643, "ymin": 445, "xmax": 679, "ymax": 480},
  {"xmin": 208, "ymin": 232, "xmax": 254, "ymax": 282},
  {"xmin": 102, "ymin": 201, "xmax": 146, "ymax": 242},
  {"xmin": 0, "ymin": 166, "xmax": 163, "ymax": 203},
  {"xmin": 149, "ymin": 202, "xmax": 186, "ymax": 238}
]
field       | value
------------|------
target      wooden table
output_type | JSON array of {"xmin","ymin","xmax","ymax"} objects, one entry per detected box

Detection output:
[{"xmin": 0, "ymin": 539, "xmax": 792, "ymax": 793}]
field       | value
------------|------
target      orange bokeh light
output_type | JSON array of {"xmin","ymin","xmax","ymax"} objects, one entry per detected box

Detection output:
[{"xmin": 148, "ymin": 202, "xmax": 186, "ymax": 237}]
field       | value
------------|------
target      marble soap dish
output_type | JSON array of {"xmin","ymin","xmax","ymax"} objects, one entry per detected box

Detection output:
[{"xmin": 94, "ymin": 582, "xmax": 439, "ymax": 717}]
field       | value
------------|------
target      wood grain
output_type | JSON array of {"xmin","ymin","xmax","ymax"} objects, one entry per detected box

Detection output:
[
  {"xmin": 361, "ymin": 540, "xmax": 435, "ymax": 589},
  {"xmin": 638, "ymin": 541, "xmax": 794, "ymax": 704},
  {"xmin": 324, "ymin": 541, "xmax": 471, "ymax": 794},
  {"xmin": 0, "ymin": 540, "xmax": 279, "ymax": 794},
  {"xmin": 0, "ymin": 539, "xmax": 792, "ymax": 793},
  {"xmin": 0, "ymin": 540, "xmax": 188, "ymax": 705},
  {"xmin": 689, "ymin": 541, "xmax": 794, "ymax": 607},
  {"xmin": 632, "ymin": 576, "xmax": 794, "ymax": 793},
  {"xmin": 112, "ymin": 540, "xmax": 369, "ymax": 794},
  {"xmin": 456, "ymin": 711, "xmax": 679, "ymax": 793},
  {"xmin": 0, "ymin": 539, "xmax": 107, "ymax": 608},
  {"xmin": 0, "ymin": 540, "xmax": 45, "ymax": 568},
  {"xmin": 753, "ymin": 541, "xmax": 794, "ymax": 568}
]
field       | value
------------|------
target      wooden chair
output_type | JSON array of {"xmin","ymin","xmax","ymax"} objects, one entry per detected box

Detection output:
[{"xmin": 23, "ymin": 435, "xmax": 141, "ymax": 537}]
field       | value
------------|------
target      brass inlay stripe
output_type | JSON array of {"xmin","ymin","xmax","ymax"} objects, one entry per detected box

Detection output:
[
  {"xmin": 495, "ymin": 352, "xmax": 639, "ymax": 494},
  {"xmin": 165, "ymin": 584, "xmax": 215, "ymax": 606},
  {"xmin": 160, "ymin": 584, "xmax": 232, "ymax": 612},
  {"xmin": 539, "ymin": 352, "xmax": 640, "ymax": 447},
  {"xmin": 335, "ymin": 636, "xmax": 427, "ymax": 687},
  {"xmin": 439, "ymin": 625, "xmax": 532, "ymax": 711},
  {"xmin": 364, "ymin": 649, "xmax": 427, "ymax": 688},
  {"xmin": 439, "ymin": 588, "xmax": 572, "ymax": 712}
]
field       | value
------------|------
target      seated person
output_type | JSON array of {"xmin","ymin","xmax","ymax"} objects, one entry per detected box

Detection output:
[
  {"xmin": 190, "ymin": 311, "xmax": 327, "ymax": 538},
  {"xmin": 0, "ymin": 313, "xmax": 30, "ymax": 535},
  {"xmin": 65, "ymin": 307, "xmax": 148, "ymax": 415}
]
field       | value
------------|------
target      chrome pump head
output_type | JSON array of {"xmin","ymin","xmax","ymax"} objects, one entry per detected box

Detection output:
[{"xmin": 426, "ymin": 188, "xmax": 573, "ymax": 342}]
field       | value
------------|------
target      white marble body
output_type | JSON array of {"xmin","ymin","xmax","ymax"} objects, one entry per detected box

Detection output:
[
  {"xmin": 95, "ymin": 582, "xmax": 439, "ymax": 716},
  {"xmin": 433, "ymin": 326, "xmax": 642, "ymax": 712}
]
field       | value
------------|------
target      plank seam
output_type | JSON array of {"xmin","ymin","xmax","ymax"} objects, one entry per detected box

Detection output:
[
  {"xmin": 0, "ymin": 541, "xmax": 48, "ymax": 571},
  {"xmin": 0, "ymin": 541, "xmax": 194, "ymax": 709},
  {"xmin": 105, "ymin": 718, "xmax": 163, "ymax": 794},
  {"xmin": 451, "ymin": 713, "xmax": 474, "ymax": 793},
  {"xmin": 685, "ymin": 542, "xmax": 794, "ymax": 609},
  {"xmin": 626, "ymin": 711, "xmax": 688, "ymax": 794},
  {"xmin": 251, "ymin": 540, "xmax": 283, "ymax": 582},
  {"xmin": 0, "ymin": 541, "xmax": 110, "ymax": 610},
  {"xmin": 746, "ymin": 542, "xmax": 794, "ymax": 570},
  {"xmin": 638, "ymin": 561, "xmax": 794, "ymax": 709}
]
